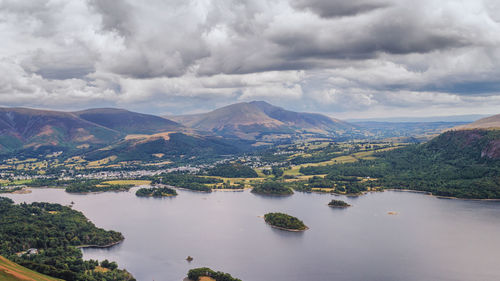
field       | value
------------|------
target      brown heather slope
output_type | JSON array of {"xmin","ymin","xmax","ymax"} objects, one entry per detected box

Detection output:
[
  {"xmin": 0, "ymin": 107, "xmax": 120, "ymax": 152},
  {"xmin": 453, "ymin": 113, "xmax": 500, "ymax": 130}
]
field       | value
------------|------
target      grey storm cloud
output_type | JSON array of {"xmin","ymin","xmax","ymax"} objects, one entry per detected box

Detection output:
[
  {"xmin": 290, "ymin": 0, "xmax": 390, "ymax": 18},
  {"xmin": 0, "ymin": 0, "xmax": 499, "ymax": 118}
]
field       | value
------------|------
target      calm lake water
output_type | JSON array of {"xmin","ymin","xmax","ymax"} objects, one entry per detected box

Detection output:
[{"xmin": 4, "ymin": 188, "xmax": 500, "ymax": 281}]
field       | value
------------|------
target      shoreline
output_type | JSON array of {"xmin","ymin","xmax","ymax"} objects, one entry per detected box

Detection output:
[
  {"xmin": 251, "ymin": 191, "xmax": 294, "ymax": 197},
  {"xmin": 383, "ymin": 189, "xmax": 500, "ymax": 201},
  {"xmin": 265, "ymin": 221, "xmax": 309, "ymax": 232},
  {"xmin": 77, "ymin": 239, "xmax": 124, "ymax": 249}
]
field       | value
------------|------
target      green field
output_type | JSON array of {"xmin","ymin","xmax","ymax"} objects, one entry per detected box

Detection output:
[{"xmin": 0, "ymin": 255, "xmax": 62, "ymax": 281}]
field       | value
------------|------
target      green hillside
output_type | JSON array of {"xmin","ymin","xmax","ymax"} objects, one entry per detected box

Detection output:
[
  {"xmin": 300, "ymin": 129, "xmax": 500, "ymax": 199},
  {"xmin": 0, "ymin": 255, "xmax": 62, "ymax": 281}
]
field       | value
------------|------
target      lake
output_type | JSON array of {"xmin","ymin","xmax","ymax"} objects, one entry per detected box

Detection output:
[{"xmin": 4, "ymin": 188, "xmax": 500, "ymax": 281}]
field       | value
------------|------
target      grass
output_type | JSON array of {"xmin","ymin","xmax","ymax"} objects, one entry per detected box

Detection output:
[
  {"xmin": 103, "ymin": 180, "xmax": 151, "ymax": 186},
  {"xmin": 87, "ymin": 156, "xmax": 117, "ymax": 168},
  {"xmin": 93, "ymin": 266, "xmax": 110, "ymax": 273},
  {"xmin": 0, "ymin": 255, "xmax": 62, "ymax": 281}
]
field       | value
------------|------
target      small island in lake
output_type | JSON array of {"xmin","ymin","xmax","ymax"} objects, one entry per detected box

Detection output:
[
  {"xmin": 187, "ymin": 267, "xmax": 242, "ymax": 281},
  {"xmin": 328, "ymin": 199, "xmax": 351, "ymax": 208},
  {"xmin": 264, "ymin": 212, "xmax": 308, "ymax": 231},
  {"xmin": 251, "ymin": 181, "xmax": 293, "ymax": 196},
  {"xmin": 135, "ymin": 186, "xmax": 177, "ymax": 197}
]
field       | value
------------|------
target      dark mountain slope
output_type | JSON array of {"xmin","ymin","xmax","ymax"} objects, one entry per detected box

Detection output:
[
  {"xmin": 84, "ymin": 132, "xmax": 250, "ymax": 162},
  {"xmin": 75, "ymin": 108, "xmax": 182, "ymax": 134}
]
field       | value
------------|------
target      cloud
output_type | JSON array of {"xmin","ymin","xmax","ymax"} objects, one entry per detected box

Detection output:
[
  {"xmin": 290, "ymin": 0, "xmax": 390, "ymax": 18},
  {"xmin": 0, "ymin": 0, "xmax": 499, "ymax": 118}
]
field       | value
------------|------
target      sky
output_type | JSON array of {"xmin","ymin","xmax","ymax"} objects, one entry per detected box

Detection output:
[{"xmin": 1, "ymin": 0, "xmax": 500, "ymax": 119}]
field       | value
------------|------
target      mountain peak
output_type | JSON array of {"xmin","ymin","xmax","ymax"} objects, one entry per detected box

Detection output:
[{"xmin": 170, "ymin": 101, "xmax": 353, "ymax": 140}]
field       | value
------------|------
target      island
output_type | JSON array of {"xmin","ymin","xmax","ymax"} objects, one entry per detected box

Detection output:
[
  {"xmin": 135, "ymin": 186, "xmax": 177, "ymax": 197},
  {"xmin": 263, "ymin": 212, "xmax": 308, "ymax": 231},
  {"xmin": 0, "ymin": 197, "xmax": 135, "ymax": 281},
  {"xmin": 251, "ymin": 181, "xmax": 293, "ymax": 196},
  {"xmin": 328, "ymin": 199, "xmax": 351, "ymax": 208},
  {"xmin": 187, "ymin": 267, "xmax": 242, "ymax": 281}
]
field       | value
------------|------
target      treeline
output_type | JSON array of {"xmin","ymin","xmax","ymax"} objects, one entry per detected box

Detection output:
[
  {"xmin": 187, "ymin": 267, "xmax": 242, "ymax": 281},
  {"xmin": 264, "ymin": 212, "xmax": 307, "ymax": 231},
  {"xmin": 136, "ymin": 186, "xmax": 177, "ymax": 197},
  {"xmin": 207, "ymin": 163, "xmax": 258, "ymax": 178},
  {"xmin": 251, "ymin": 181, "xmax": 293, "ymax": 196},
  {"xmin": 0, "ymin": 197, "xmax": 134, "ymax": 281},
  {"xmin": 66, "ymin": 180, "xmax": 133, "ymax": 193},
  {"xmin": 152, "ymin": 173, "xmax": 221, "ymax": 192}
]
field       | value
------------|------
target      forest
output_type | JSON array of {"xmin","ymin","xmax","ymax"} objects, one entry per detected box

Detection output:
[
  {"xmin": 251, "ymin": 181, "xmax": 293, "ymax": 196},
  {"xmin": 151, "ymin": 173, "xmax": 221, "ymax": 192},
  {"xmin": 65, "ymin": 180, "xmax": 133, "ymax": 193},
  {"xmin": 0, "ymin": 197, "xmax": 134, "ymax": 280}
]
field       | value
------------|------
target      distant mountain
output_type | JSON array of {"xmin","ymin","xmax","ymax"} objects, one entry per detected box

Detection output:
[
  {"xmin": 74, "ymin": 108, "xmax": 182, "ymax": 134},
  {"xmin": 0, "ymin": 107, "xmax": 120, "ymax": 153},
  {"xmin": 170, "ymin": 101, "xmax": 354, "ymax": 140},
  {"xmin": 453, "ymin": 113, "xmax": 500, "ymax": 130}
]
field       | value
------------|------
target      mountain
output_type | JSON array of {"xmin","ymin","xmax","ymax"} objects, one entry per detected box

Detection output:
[
  {"xmin": 453, "ymin": 113, "xmax": 500, "ymax": 130},
  {"xmin": 0, "ymin": 107, "xmax": 120, "ymax": 153},
  {"xmin": 74, "ymin": 108, "xmax": 182, "ymax": 134},
  {"xmin": 170, "ymin": 101, "xmax": 354, "ymax": 140}
]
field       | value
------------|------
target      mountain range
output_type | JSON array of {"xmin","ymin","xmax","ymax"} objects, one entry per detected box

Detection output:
[
  {"xmin": 0, "ymin": 101, "xmax": 497, "ymax": 161},
  {"xmin": 0, "ymin": 101, "xmax": 356, "ymax": 159}
]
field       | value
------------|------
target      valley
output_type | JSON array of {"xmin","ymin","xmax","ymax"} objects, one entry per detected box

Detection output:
[{"xmin": 0, "ymin": 102, "xmax": 499, "ymax": 281}]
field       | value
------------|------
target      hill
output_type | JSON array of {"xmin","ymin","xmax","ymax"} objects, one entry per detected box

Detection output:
[
  {"xmin": 84, "ymin": 132, "xmax": 250, "ymax": 162},
  {"xmin": 300, "ymin": 129, "xmax": 500, "ymax": 199},
  {"xmin": 170, "ymin": 101, "xmax": 354, "ymax": 140},
  {"xmin": 0, "ymin": 255, "xmax": 62, "ymax": 281},
  {"xmin": 0, "ymin": 107, "xmax": 120, "ymax": 154},
  {"xmin": 453, "ymin": 113, "xmax": 500, "ymax": 130},
  {"xmin": 75, "ymin": 108, "xmax": 183, "ymax": 134}
]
